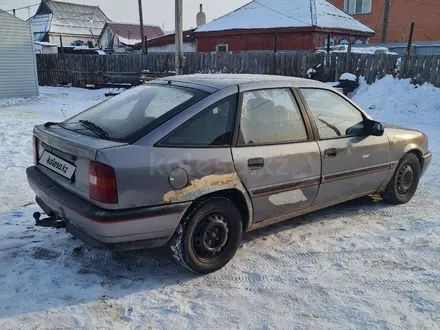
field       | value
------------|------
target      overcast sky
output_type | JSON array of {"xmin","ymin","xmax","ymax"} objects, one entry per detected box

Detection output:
[{"xmin": 0, "ymin": 0, "xmax": 249, "ymax": 31}]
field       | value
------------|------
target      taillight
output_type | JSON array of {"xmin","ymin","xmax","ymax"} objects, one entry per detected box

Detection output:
[
  {"xmin": 33, "ymin": 136, "xmax": 39, "ymax": 165},
  {"xmin": 88, "ymin": 161, "xmax": 118, "ymax": 204}
]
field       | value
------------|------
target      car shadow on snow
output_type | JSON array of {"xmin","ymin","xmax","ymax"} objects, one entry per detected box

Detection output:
[{"xmin": 0, "ymin": 194, "xmax": 393, "ymax": 319}]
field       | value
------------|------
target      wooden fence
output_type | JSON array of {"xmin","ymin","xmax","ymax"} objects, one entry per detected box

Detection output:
[{"xmin": 36, "ymin": 52, "xmax": 440, "ymax": 88}]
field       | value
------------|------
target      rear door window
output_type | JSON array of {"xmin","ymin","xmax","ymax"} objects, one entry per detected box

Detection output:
[
  {"xmin": 160, "ymin": 95, "xmax": 237, "ymax": 147},
  {"xmin": 238, "ymin": 88, "xmax": 308, "ymax": 146},
  {"xmin": 63, "ymin": 84, "xmax": 207, "ymax": 142}
]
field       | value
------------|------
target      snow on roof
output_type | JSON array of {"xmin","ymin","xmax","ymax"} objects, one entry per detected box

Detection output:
[
  {"xmin": 29, "ymin": 0, "xmax": 110, "ymax": 38},
  {"xmin": 104, "ymin": 22, "xmax": 164, "ymax": 44},
  {"xmin": 117, "ymin": 35, "xmax": 141, "ymax": 46},
  {"xmin": 195, "ymin": 0, "xmax": 374, "ymax": 34},
  {"xmin": 34, "ymin": 41, "xmax": 58, "ymax": 47}
]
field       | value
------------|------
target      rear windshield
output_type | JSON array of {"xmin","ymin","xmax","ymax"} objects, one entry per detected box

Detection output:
[{"xmin": 63, "ymin": 84, "xmax": 207, "ymax": 142}]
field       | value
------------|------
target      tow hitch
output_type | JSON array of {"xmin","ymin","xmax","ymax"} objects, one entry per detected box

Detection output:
[{"xmin": 33, "ymin": 212, "xmax": 66, "ymax": 229}]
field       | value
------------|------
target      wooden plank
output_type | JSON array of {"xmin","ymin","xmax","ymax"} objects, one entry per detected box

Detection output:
[
  {"xmin": 430, "ymin": 55, "xmax": 439, "ymax": 85},
  {"xmin": 306, "ymin": 53, "xmax": 313, "ymax": 77},
  {"xmin": 388, "ymin": 55, "xmax": 397, "ymax": 77},
  {"xmin": 407, "ymin": 55, "xmax": 417, "ymax": 80},
  {"xmin": 363, "ymin": 54, "xmax": 374, "ymax": 83},
  {"xmin": 300, "ymin": 53, "xmax": 306, "ymax": 77},
  {"xmin": 357, "ymin": 54, "xmax": 366, "ymax": 78},
  {"xmin": 421, "ymin": 55, "xmax": 433, "ymax": 85},
  {"xmin": 419, "ymin": 55, "xmax": 429, "ymax": 84},
  {"xmin": 285, "ymin": 52, "xmax": 292, "ymax": 76},
  {"xmin": 414, "ymin": 55, "xmax": 425, "ymax": 84},
  {"xmin": 291, "ymin": 52, "xmax": 297, "ymax": 77},
  {"xmin": 370, "ymin": 55, "xmax": 380, "ymax": 83},
  {"xmin": 436, "ymin": 60, "xmax": 440, "ymax": 87},
  {"xmin": 334, "ymin": 54, "xmax": 341, "ymax": 81},
  {"xmin": 377, "ymin": 54, "xmax": 386, "ymax": 79},
  {"xmin": 330, "ymin": 53, "xmax": 337, "ymax": 81}
]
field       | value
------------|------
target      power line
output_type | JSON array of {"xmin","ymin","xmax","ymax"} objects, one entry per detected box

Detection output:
[{"xmin": 3, "ymin": 3, "xmax": 39, "ymax": 12}]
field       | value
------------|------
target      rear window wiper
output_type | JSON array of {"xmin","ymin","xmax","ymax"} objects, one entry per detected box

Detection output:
[{"xmin": 78, "ymin": 120, "xmax": 111, "ymax": 140}]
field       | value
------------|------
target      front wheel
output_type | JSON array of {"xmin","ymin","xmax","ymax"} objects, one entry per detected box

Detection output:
[
  {"xmin": 381, "ymin": 153, "xmax": 421, "ymax": 205},
  {"xmin": 170, "ymin": 198, "xmax": 243, "ymax": 274}
]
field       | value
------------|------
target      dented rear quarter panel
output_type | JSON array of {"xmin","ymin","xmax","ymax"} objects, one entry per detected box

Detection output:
[{"xmin": 97, "ymin": 145, "xmax": 245, "ymax": 208}]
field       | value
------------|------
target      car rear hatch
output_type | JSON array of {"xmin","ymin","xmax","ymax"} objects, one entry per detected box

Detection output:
[{"xmin": 33, "ymin": 124, "xmax": 127, "ymax": 207}]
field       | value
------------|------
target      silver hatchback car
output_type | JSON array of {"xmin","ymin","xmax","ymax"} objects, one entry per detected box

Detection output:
[{"xmin": 27, "ymin": 74, "xmax": 432, "ymax": 274}]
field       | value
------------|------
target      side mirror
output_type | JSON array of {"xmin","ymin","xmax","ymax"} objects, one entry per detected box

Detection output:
[{"xmin": 365, "ymin": 119, "xmax": 384, "ymax": 136}]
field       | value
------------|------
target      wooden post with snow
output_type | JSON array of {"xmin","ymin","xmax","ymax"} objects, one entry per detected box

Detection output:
[{"xmin": 346, "ymin": 41, "xmax": 352, "ymax": 73}]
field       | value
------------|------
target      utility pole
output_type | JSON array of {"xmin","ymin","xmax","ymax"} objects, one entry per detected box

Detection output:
[
  {"xmin": 381, "ymin": 0, "xmax": 391, "ymax": 43},
  {"xmin": 138, "ymin": 0, "xmax": 146, "ymax": 54},
  {"xmin": 59, "ymin": 35, "xmax": 64, "ymax": 57},
  {"xmin": 175, "ymin": 0, "xmax": 183, "ymax": 75}
]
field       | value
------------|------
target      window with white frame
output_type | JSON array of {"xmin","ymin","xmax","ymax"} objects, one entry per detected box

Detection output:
[
  {"xmin": 344, "ymin": 0, "xmax": 372, "ymax": 14},
  {"xmin": 216, "ymin": 44, "xmax": 228, "ymax": 52}
]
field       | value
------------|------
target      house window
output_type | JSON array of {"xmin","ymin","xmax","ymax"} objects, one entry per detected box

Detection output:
[
  {"xmin": 344, "ymin": 0, "xmax": 372, "ymax": 14},
  {"xmin": 216, "ymin": 44, "xmax": 228, "ymax": 52}
]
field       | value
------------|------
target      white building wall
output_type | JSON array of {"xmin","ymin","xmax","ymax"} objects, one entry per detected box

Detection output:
[
  {"xmin": 0, "ymin": 11, "xmax": 39, "ymax": 99},
  {"xmin": 148, "ymin": 42, "xmax": 196, "ymax": 53}
]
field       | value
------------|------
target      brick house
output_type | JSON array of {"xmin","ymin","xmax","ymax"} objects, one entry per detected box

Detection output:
[
  {"xmin": 194, "ymin": 0, "xmax": 374, "ymax": 52},
  {"xmin": 328, "ymin": 0, "xmax": 440, "ymax": 43},
  {"xmin": 134, "ymin": 29, "xmax": 197, "ymax": 53}
]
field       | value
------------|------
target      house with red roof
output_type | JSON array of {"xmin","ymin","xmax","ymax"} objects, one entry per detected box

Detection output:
[{"xmin": 194, "ymin": 0, "xmax": 375, "ymax": 52}]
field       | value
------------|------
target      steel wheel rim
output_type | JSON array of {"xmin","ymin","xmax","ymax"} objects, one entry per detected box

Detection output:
[
  {"xmin": 396, "ymin": 163, "xmax": 414, "ymax": 194},
  {"xmin": 193, "ymin": 213, "xmax": 229, "ymax": 261}
]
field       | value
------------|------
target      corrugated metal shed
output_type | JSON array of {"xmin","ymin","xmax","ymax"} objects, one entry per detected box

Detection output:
[
  {"xmin": 29, "ymin": 0, "xmax": 111, "ymax": 45},
  {"xmin": 195, "ymin": 0, "xmax": 374, "ymax": 33},
  {"xmin": 0, "ymin": 11, "xmax": 39, "ymax": 99}
]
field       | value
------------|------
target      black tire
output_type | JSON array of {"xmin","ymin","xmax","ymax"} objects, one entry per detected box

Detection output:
[
  {"xmin": 381, "ymin": 153, "xmax": 421, "ymax": 205},
  {"xmin": 170, "ymin": 197, "xmax": 243, "ymax": 274}
]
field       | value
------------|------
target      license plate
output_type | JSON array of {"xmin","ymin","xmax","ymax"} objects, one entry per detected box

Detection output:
[{"xmin": 39, "ymin": 150, "xmax": 76, "ymax": 180}]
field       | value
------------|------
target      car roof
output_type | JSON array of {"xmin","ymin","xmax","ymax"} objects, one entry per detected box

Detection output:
[{"xmin": 157, "ymin": 74, "xmax": 327, "ymax": 90}]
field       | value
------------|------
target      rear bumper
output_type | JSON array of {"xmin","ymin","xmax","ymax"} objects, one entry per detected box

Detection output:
[
  {"xmin": 27, "ymin": 166, "xmax": 190, "ymax": 250},
  {"xmin": 421, "ymin": 151, "xmax": 432, "ymax": 177}
]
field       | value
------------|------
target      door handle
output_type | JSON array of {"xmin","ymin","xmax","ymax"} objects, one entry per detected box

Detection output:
[
  {"xmin": 248, "ymin": 157, "xmax": 264, "ymax": 169},
  {"xmin": 324, "ymin": 148, "xmax": 337, "ymax": 158}
]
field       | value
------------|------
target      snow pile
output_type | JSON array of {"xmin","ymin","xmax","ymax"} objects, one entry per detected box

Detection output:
[
  {"xmin": 339, "ymin": 73, "xmax": 357, "ymax": 81},
  {"xmin": 351, "ymin": 75, "xmax": 440, "ymax": 127}
]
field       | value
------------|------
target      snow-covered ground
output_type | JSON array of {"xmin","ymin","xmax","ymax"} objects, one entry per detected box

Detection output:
[
  {"xmin": 0, "ymin": 87, "xmax": 110, "ymax": 213},
  {"xmin": 0, "ymin": 78, "xmax": 439, "ymax": 329}
]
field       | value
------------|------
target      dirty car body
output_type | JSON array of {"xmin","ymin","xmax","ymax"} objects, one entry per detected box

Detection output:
[{"xmin": 27, "ymin": 74, "xmax": 432, "ymax": 273}]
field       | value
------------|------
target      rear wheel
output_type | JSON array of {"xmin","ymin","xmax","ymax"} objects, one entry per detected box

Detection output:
[
  {"xmin": 381, "ymin": 153, "xmax": 421, "ymax": 205},
  {"xmin": 171, "ymin": 198, "xmax": 243, "ymax": 274}
]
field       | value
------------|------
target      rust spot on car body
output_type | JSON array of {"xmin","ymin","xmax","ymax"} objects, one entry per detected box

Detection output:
[{"xmin": 163, "ymin": 173, "xmax": 239, "ymax": 204}]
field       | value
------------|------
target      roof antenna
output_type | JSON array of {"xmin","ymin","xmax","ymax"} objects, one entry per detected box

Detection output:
[{"xmin": 61, "ymin": 109, "xmax": 66, "ymax": 119}]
